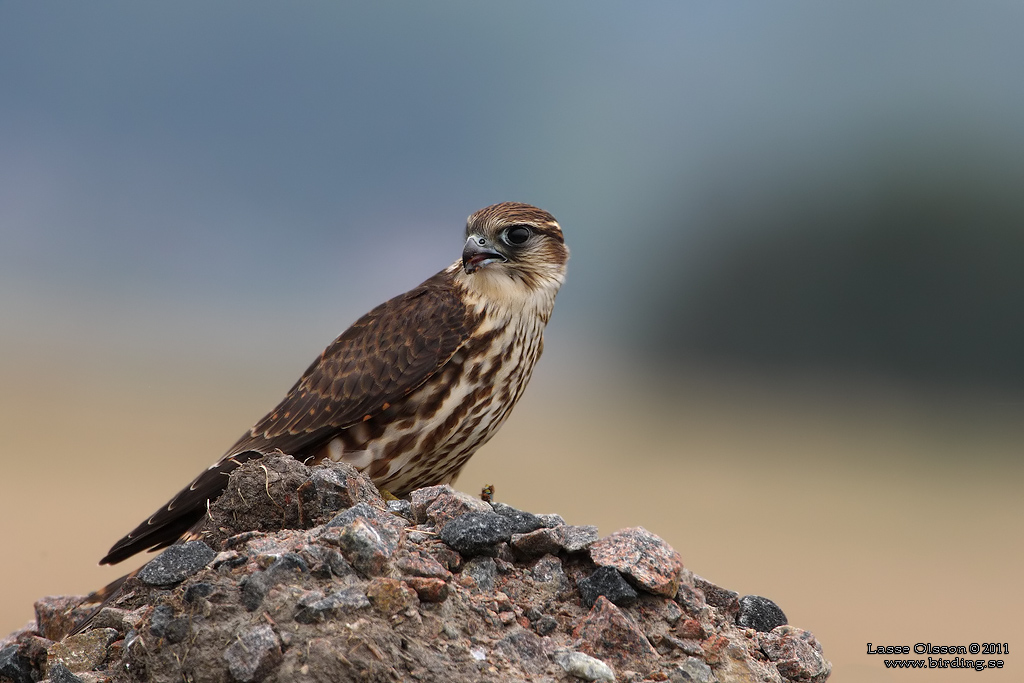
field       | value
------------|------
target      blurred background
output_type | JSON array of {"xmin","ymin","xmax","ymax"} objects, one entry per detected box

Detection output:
[{"xmin": 2, "ymin": 2, "xmax": 1022, "ymax": 680}]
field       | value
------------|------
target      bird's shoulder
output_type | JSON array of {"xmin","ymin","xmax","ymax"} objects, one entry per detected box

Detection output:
[{"xmin": 238, "ymin": 266, "xmax": 480, "ymax": 448}]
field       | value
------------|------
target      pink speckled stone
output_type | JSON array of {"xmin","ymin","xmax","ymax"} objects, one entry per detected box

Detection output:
[{"xmin": 588, "ymin": 526, "xmax": 683, "ymax": 597}]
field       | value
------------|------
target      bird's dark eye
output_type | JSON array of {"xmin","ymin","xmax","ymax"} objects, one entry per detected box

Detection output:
[{"xmin": 503, "ymin": 225, "xmax": 532, "ymax": 246}]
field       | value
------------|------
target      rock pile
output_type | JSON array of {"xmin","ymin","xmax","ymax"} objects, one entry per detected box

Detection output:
[{"xmin": 0, "ymin": 455, "xmax": 831, "ymax": 683}]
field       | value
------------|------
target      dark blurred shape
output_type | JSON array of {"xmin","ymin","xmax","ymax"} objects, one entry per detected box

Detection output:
[{"xmin": 644, "ymin": 140, "xmax": 1024, "ymax": 393}]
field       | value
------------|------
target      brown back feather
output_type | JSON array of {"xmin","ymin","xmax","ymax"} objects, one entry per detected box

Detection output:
[{"xmin": 100, "ymin": 269, "xmax": 477, "ymax": 565}]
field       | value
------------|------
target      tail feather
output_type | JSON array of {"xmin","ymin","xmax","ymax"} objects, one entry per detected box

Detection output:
[
  {"xmin": 100, "ymin": 451, "xmax": 263, "ymax": 565},
  {"xmin": 67, "ymin": 571, "xmax": 134, "ymax": 636}
]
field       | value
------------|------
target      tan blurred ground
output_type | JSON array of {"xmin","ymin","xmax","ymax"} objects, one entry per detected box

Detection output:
[{"xmin": 2, "ymin": 342, "xmax": 1021, "ymax": 682}]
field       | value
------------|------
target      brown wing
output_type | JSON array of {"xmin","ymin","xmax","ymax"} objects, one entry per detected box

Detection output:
[
  {"xmin": 100, "ymin": 270, "xmax": 476, "ymax": 565},
  {"xmin": 230, "ymin": 273, "xmax": 476, "ymax": 454}
]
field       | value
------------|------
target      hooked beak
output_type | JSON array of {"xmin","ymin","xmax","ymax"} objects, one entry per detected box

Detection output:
[{"xmin": 463, "ymin": 235, "xmax": 507, "ymax": 274}]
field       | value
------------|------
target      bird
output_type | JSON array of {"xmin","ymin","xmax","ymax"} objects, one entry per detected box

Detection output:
[{"xmin": 99, "ymin": 201, "xmax": 568, "ymax": 566}]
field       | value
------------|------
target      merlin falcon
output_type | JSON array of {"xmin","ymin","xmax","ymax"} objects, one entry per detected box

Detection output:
[{"xmin": 100, "ymin": 202, "xmax": 568, "ymax": 566}]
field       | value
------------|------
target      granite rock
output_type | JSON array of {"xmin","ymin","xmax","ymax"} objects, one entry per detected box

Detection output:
[
  {"xmin": 308, "ymin": 462, "xmax": 384, "ymax": 516},
  {"xmin": 137, "ymin": 541, "xmax": 216, "ymax": 586},
  {"xmin": 294, "ymin": 587, "xmax": 370, "ymax": 623},
  {"xmin": 574, "ymin": 596, "xmax": 659, "ymax": 674},
  {"xmin": 5, "ymin": 455, "xmax": 829, "ymax": 683},
  {"xmin": 223, "ymin": 624, "xmax": 282, "ymax": 683},
  {"xmin": 439, "ymin": 512, "xmax": 513, "ymax": 556},
  {"xmin": 512, "ymin": 524, "xmax": 599, "ymax": 556},
  {"xmin": 328, "ymin": 516, "xmax": 399, "ymax": 576},
  {"xmin": 578, "ymin": 566, "xmax": 639, "ymax": 607},
  {"xmin": 424, "ymin": 490, "xmax": 494, "ymax": 530},
  {"xmin": 553, "ymin": 649, "xmax": 616, "ymax": 682},
  {"xmin": 47, "ymin": 662, "xmax": 84, "ymax": 683},
  {"xmin": 240, "ymin": 552, "xmax": 310, "ymax": 611},
  {"xmin": 489, "ymin": 502, "xmax": 544, "ymax": 534},
  {"xmin": 45, "ymin": 629, "xmax": 118, "ymax": 674},
  {"xmin": 760, "ymin": 626, "xmax": 832, "ymax": 683},
  {"xmin": 0, "ymin": 644, "xmax": 33, "ymax": 683},
  {"xmin": 589, "ymin": 526, "xmax": 684, "ymax": 597}
]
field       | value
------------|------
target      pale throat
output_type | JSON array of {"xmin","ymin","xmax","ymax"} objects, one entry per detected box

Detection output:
[{"xmin": 449, "ymin": 260, "xmax": 564, "ymax": 321}]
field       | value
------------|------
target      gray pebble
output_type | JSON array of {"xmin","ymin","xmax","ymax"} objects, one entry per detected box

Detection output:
[
  {"xmin": 137, "ymin": 541, "xmax": 215, "ymax": 586},
  {"xmin": 439, "ymin": 512, "xmax": 512, "ymax": 556}
]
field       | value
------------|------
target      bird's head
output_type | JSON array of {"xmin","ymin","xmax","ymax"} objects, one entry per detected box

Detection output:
[{"xmin": 460, "ymin": 202, "xmax": 569, "ymax": 301}]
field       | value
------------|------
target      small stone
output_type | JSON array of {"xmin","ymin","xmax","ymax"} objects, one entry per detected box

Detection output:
[
  {"xmin": 212, "ymin": 550, "xmax": 246, "ymax": 569},
  {"xmin": 552, "ymin": 649, "xmax": 615, "ymax": 682},
  {"xmin": 183, "ymin": 583, "xmax": 215, "ymax": 604},
  {"xmin": 149, "ymin": 605, "xmax": 190, "ymax": 643},
  {"xmin": 578, "ymin": 567, "xmax": 639, "ymax": 608},
  {"xmin": 330, "ymin": 517, "xmax": 399, "ymax": 576},
  {"xmin": 692, "ymin": 575, "xmax": 739, "ymax": 616},
  {"xmin": 137, "ymin": 541, "xmax": 216, "ymax": 586},
  {"xmin": 0, "ymin": 645, "xmax": 33, "ymax": 683},
  {"xmin": 439, "ymin": 512, "xmax": 513, "ymax": 556},
  {"xmin": 489, "ymin": 502, "xmax": 544, "ymax": 534},
  {"xmin": 47, "ymin": 662, "xmax": 84, "ymax": 683},
  {"xmin": 295, "ymin": 588, "xmax": 370, "ymax": 624},
  {"xmin": 759, "ymin": 626, "xmax": 830, "ymax": 683},
  {"xmin": 589, "ymin": 527, "xmax": 683, "ymax": 597},
  {"xmin": 46, "ymin": 628, "xmax": 118, "ymax": 673},
  {"xmin": 309, "ymin": 462, "xmax": 383, "ymax": 515},
  {"xmin": 497, "ymin": 630, "xmax": 547, "ymax": 674},
  {"xmin": 738, "ymin": 595, "xmax": 787, "ymax": 632},
  {"xmin": 396, "ymin": 551, "xmax": 452, "ymax": 580},
  {"xmin": 366, "ymin": 578, "xmax": 418, "ymax": 615},
  {"xmin": 462, "ymin": 557, "xmax": 497, "ymax": 592},
  {"xmin": 669, "ymin": 656, "xmax": 715, "ymax": 683},
  {"xmin": 327, "ymin": 502, "xmax": 405, "ymax": 537},
  {"xmin": 241, "ymin": 580, "xmax": 269, "ymax": 613},
  {"xmin": 121, "ymin": 607, "xmax": 148, "ymax": 631},
  {"xmin": 404, "ymin": 577, "xmax": 448, "ymax": 603},
  {"xmin": 534, "ymin": 615, "xmax": 558, "ymax": 636},
  {"xmin": 557, "ymin": 525, "xmax": 600, "ymax": 553},
  {"xmin": 9, "ymin": 636, "xmax": 49, "ymax": 677},
  {"xmin": 674, "ymin": 619, "xmax": 706, "ymax": 640},
  {"xmin": 530, "ymin": 554, "xmax": 562, "ymax": 582},
  {"xmin": 269, "ymin": 552, "xmax": 311, "ymax": 576},
  {"xmin": 700, "ymin": 634, "xmax": 730, "ymax": 665},
  {"xmin": 88, "ymin": 606, "xmax": 129, "ymax": 631},
  {"xmin": 34, "ymin": 595, "xmax": 87, "ymax": 641},
  {"xmin": 423, "ymin": 541, "xmax": 463, "ymax": 573},
  {"xmin": 537, "ymin": 513, "xmax": 566, "ymax": 528},
  {"xmin": 574, "ymin": 596, "xmax": 658, "ymax": 673},
  {"xmin": 323, "ymin": 548, "xmax": 354, "ymax": 577},
  {"xmin": 241, "ymin": 553, "xmax": 310, "ymax": 611},
  {"xmin": 301, "ymin": 545, "xmax": 354, "ymax": 579},
  {"xmin": 408, "ymin": 484, "xmax": 456, "ymax": 523},
  {"xmin": 658, "ymin": 633, "xmax": 704, "ymax": 657},
  {"xmin": 674, "ymin": 582, "xmax": 707, "ymax": 615},
  {"xmin": 646, "ymin": 597, "xmax": 683, "ymax": 626},
  {"xmin": 531, "ymin": 554, "xmax": 571, "ymax": 598},
  {"xmin": 510, "ymin": 530, "xmax": 555, "ymax": 556},
  {"xmin": 385, "ymin": 499, "xmax": 414, "ymax": 521},
  {"xmin": 425, "ymin": 491, "xmax": 494, "ymax": 531},
  {"xmin": 512, "ymin": 524, "xmax": 599, "ymax": 556},
  {"xmin": 223, "ymin": 624, "xmax": 282, "ymax": 683}
]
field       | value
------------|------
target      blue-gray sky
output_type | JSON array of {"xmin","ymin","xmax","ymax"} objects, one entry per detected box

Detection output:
[{"xmin": 4, "ymin": 1, "xmax": 1024, "ymax": 387}]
